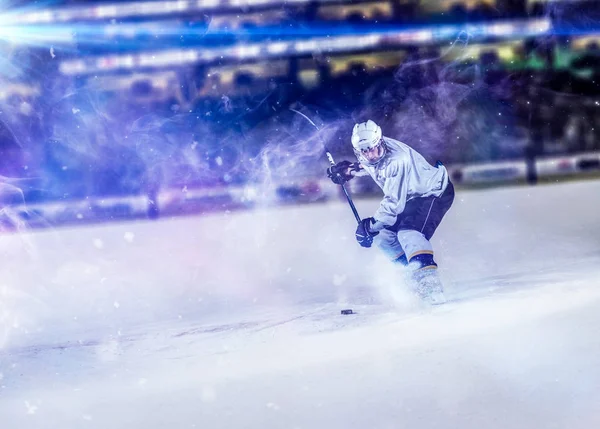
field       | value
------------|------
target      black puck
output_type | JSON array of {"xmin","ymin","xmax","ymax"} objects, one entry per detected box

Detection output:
[{"xmin": 341, "ymin": 309, "xmax": 354, "ymax": 315}]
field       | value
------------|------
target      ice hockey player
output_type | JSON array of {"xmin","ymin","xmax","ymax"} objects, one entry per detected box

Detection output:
[{"xmin": 327, "ymin": 120, "xmax": 454, "ymax": 305}]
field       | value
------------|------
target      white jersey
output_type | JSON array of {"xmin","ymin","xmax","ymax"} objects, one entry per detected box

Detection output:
[{"xmin": 358, "ymin": 136, "xmax": 449, "ymax": 228}]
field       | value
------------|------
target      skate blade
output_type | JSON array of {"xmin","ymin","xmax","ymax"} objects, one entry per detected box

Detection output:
[{"xmin": 423, "ymin": 291, "xmax": 447, "ymax": 306}]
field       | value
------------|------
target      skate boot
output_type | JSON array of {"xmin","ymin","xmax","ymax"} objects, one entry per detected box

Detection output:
[{"xmin": 412, "ymin": 266, "xmax": 447, "ymax": 305}]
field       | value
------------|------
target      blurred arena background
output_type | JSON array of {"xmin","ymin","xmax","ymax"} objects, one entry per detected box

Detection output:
[{"xmin": 0, "ymin": 0, "xmax": 599, "ymax": 227}]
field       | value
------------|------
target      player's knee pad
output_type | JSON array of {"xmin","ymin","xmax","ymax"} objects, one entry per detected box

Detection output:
[
  {"xmin": 377, "ymin": 229, "xmax": 399, "ymax": 248},
  {"xmin": 377, "ymin": 229, "xmax": 406, "ymax": 262},
  {"xmin": 396, "ymin": 230, "xmax": 432, "ymax": 261}
]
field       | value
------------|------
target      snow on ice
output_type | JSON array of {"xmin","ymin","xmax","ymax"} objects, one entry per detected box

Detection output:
[{"xmin": 0, "ymin": 180, "xmax": 600, "ymax": 428}]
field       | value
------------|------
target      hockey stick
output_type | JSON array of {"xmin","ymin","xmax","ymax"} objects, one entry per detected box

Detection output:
[{"xmin": 290, "ymin": 108, "xmax": 362, "ymax": 224}]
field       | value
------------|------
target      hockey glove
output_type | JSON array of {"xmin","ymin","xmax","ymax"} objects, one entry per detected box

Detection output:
[
  {"xmin": 355, "ymin": 217, "xmax": 380, "ymax": 248},
  {"xmin": 327, "ymin": 161, "xmax": 359, "ymax": 185}
]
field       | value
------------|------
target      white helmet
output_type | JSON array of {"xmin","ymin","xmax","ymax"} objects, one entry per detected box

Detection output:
[{"xmin": 351, "ymin": 120, "xmax": 386, "ymax": 166}]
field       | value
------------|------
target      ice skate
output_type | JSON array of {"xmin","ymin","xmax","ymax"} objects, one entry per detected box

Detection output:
[{"xmin": 413, "ymin": 267, "xmax": 447, "ymax": 305}]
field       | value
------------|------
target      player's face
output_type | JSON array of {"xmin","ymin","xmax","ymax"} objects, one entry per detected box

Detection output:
[{"xmin": 362, "ymin": 142, "xmax": 384, "ymax": 163}]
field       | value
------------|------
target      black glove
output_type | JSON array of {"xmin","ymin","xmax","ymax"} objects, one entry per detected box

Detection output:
[
  {"xmin": 355, "ymin": 217, "xmax": 380, "ymax": 248},
  {"xmin": 327, "ymin": 160, "xmax": 359, "ymax": 185}
]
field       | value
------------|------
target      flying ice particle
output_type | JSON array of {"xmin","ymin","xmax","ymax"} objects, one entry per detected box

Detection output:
[
  {"xmin": 266, "ymin": 402, "xmax": 280, "ymax": 411},
  {"xmin": 24, "ymin": 401, "xmax": 37, "ymax": 415},
  {"xmin": 201, "ymin": 386, "xmax": 216, "ymax": 403},
  {"xmin": 333, "ymin": 274, "xmax": 347, "ymax": 286}
]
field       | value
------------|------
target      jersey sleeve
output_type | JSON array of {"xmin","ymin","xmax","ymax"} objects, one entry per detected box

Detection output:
[{"xmin": 372, "ymin": 158, "xmax": 409, "ymax": 229}]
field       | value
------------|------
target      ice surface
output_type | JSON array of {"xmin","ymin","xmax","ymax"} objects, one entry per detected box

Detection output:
[{"xmin": 1, "ymin": 180, "xmax": 600, "ymax": 428}]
